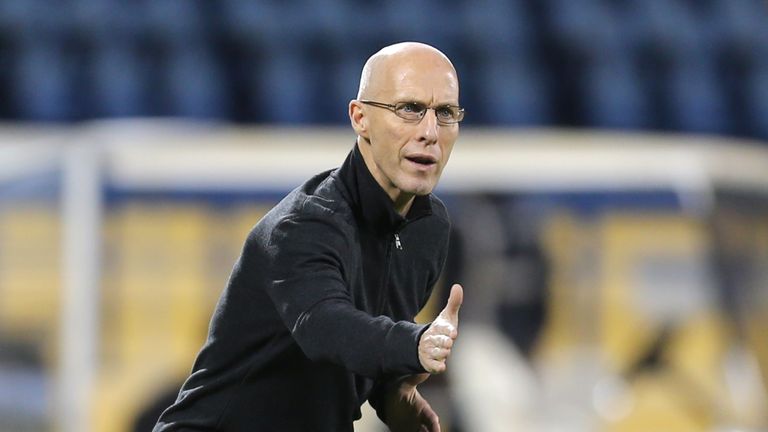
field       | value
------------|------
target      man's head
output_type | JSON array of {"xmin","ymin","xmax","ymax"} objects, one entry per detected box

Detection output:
[{"xmin": 349, "ymin": 42, "xmax": 461, "ymax": 213}]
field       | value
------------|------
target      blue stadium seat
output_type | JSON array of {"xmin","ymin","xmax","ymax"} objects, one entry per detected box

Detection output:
[
  {"xmin": 745, "ymin": 60, "xmax": 768, "ymax": 140},
  {"xmin": 143, "ymin": 0, "xmax": 210, "ymax": 48},
  {"xmin": 68, "ymin": 0, "xmax": 144, "ymax": 46},
  {"xmin": 707, "ymin": 0, "xmax": 768, "ymax": 62},
  {"xmin": 455, "ymin": 0, "xmax": 541, "ymax": 125},
  {"xmin": 0, "ymin": 49, "xmax": 9, "ymax": 118},
  {"xmin": 219, "ymin": 0, "xmax": 324, "ymax": 123},
  {"xmin": 619, "ymin": 0, "xmax": 708, "ymax": 60},
  {"xmin": 65, "ymin": 0, "xmax": 148, "ymax": 119},
  {"xmin": 476, "ymin": 57, "xmax": 552, "ymax": 126},
  {"xmin": 163, "ymin": 47, "xmax": 227, "ymax": 119},
  {"xmin": 219, "ymin": 0, "xmax": 307, "ymax": 52},
  {"xmin": 665, "ymin": 57, "xmax": 729, "ymax": 135},
  {"xmin": 339, "ymin": 0, "xmax": 396, "ymax": 50},
  {"xmin": 0, "ymin": 0, "xmax": 65, "ymax": 44},
  {"xmin": 381, "ymin": 0, "xmax": 461, "ymax": 51},
  {"xmin": 11, "ymin": 42, "xmax": 71, "ymax": 121},
  {"xmin": 0, "ymin": 0, "xmax": 760, "ymax": 137},
  {"xmin": 582, "ymin": 54, "xmax": 648, "ymax": 129},
  {"xmin": 618, "ymin": 0, "xmax": 729, "ymax": 134},
  {"xmin": 1, "ymin": 0, "xmax": 69, "ymax": 119},
  {"xmin": 546, "ymin": 0, "xmax": 625, "ymax": 57},
  {"xmin": 0, "ymin": 1, "xmax": 22, "ymax": 42},
  {"xmin": 303, "ymin": 0, "xmax": 351, "ymax": 53},
  {"xmin": 253, "ymin": 53, "xmax": 316, "ymax": 123},
  {"xmin": 88, "ymin": 45, "xmax": 148, "ymax": 118},
  {"xmin": 138, "ymin": 0, "xmax": 227, "ymax": 119},
  {"xmin": 323, "ymin": 55, "xmax": 361, "ymax": 124},
  {"xmin": 460, "ymin": 0, "xmax": 534, "ymax": 57}
]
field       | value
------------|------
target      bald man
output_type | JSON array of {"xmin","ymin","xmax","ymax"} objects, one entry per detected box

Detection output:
[{"xmin": 154, "ymin": 42, "xmax": 465, "ymax": 432}]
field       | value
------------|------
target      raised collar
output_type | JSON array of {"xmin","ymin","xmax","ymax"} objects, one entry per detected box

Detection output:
[{"xmin": 336, "ymin": 143, "xmax": 433, "ymax": 234}]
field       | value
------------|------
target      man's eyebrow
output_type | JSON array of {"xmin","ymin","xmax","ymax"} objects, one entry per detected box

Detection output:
[
  {"xmin": 394, "ymin": 98, "xmax": 459, "ymax": 106},
  {"xmin": 393, "ymin": 98, "xmax": 428, "ymax": 104}
]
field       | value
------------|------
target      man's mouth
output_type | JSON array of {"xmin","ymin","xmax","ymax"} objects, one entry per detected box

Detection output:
[{"xmin": 405, "ymin": 155, "xmax": 438, "ymax": 166}]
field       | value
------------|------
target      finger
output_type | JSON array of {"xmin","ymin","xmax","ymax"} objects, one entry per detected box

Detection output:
[
  {"xmin": 440, "ymin": 284, "xmax": 463, "ymax": 323},
  {"xmin": 420, "ymin": 344, "xmax": 450, "ymax": 361},
  {"xmin": 422, "ymin": 333, "xmax": 453, "ymax": 351},
  {"xmin": 419, "ymin": 346, "xmax": 442, "ymax": 373},
  {"xmin": 421, "ymin": 407, "xmax": 441, "ymax": 432},
  {"xmin": 419, "ymin": 330, "xmax": 454, "ymax": 371},
  {"xmin": 423, "ymin": 358, "xmax": 446, "ymax": 374},
  {"xmin": 427, "ymin": 321, "xmax": 457, "ymax": 339},
  {"xmin": 434, "ymin": 335, "xmax": 453, "ymax": 349},
  {"xmin": 430, "ymin": 362, "xmax": 446, "ymax": 374},
  {"xmin": 431, "ymin": 347, "xmax": 451, "ymax": 361},
  {"xmin": 427, "ymin": 415, "xmax": 441, "ymax": 432}
]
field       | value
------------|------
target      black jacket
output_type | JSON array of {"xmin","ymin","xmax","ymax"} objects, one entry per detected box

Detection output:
[{"xmin": 154, "ymin": 144, "xmax": 451, "ymax": 431}]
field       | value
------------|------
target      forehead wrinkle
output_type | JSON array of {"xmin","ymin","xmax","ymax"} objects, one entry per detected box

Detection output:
[{"xmin": 389, "ymin": 74, "xmax": 459, "ymax": 106}]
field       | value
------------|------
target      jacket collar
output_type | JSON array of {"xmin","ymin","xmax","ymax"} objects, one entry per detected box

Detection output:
[{"xmin": 337, "ymin": 143, "xmax": 433, "ymax": 234}]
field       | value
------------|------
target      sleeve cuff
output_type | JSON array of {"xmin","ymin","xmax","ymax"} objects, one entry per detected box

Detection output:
[{"xmin": 383, "ymin": 321, "xmax": 429, "ymax": 374}]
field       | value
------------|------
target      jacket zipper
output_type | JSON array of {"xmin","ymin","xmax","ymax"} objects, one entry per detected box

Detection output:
[
  {"xmin": 376, "ymin": 217, "xmax": 425, "ymax": 313},
  {"xmin": 377, "ymin": 237, "xmax": 394, "ymax": 314}
]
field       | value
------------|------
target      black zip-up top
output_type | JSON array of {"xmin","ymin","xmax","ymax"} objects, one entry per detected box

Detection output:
[{"xmin": 155, "ymin": 144, "xmax": 451, "ymax": 431}]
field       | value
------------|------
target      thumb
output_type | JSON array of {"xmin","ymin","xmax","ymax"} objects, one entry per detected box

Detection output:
[{"xmin": 440, "ymin": 284, "xmax": 463, "ymax": 322}]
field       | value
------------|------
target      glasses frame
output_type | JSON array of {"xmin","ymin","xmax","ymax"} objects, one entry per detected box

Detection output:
[{"xmin": 359, "ymin": 100, "xmax": 465, "ymax": 125}]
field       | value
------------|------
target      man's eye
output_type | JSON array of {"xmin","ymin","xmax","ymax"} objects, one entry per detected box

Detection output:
[
  {"xmin": 401, "ymin": 103, "xmax": 423, "ymax": 113},
  {"xmin": 436, "ymin": 106, "xmax": 454, "ymax": 119}
]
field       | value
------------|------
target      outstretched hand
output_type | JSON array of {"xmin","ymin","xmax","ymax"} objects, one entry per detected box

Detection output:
[
  {"xmin": 418, "ymin": 284, "xmax": 463, "ymax": 374},
  {"xmin": 384, "ymin": 374, "xmax": 440, "ymax": 432}
]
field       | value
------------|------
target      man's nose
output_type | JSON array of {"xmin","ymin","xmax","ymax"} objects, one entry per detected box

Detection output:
[{"xmin": 418, "ymin": 109, "xmax": 439, "ymax": 143}]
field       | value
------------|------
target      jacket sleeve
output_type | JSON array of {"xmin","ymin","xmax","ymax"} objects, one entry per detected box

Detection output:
[{"xmin": 263, "ymin": 212, "xmax": 427, "ymax": 378}]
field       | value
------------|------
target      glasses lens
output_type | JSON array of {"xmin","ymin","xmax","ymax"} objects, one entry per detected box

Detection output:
[
  {"xmin": 392, "ymin": 102, "xmax": 464, "ymax": 124},
  {"xmin": 395, "ymin": 102, "xmax": 427, "ymax": 120},
  {"xmin": 453, "ymin": 107, "xmax": 465, "ymax": 123},
  {"xmin": 436, "ymin": 106, "xmax": 461, "ymax": 123}
]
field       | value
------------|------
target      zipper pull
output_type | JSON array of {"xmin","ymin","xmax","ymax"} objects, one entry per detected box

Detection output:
[{"xmin": 394, "ymin": 233, "xmax": 403, "ymax": 250}]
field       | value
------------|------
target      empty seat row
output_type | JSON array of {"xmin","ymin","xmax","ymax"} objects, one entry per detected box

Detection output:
[{"xmin": 0, "ymin": 0, "xmax": 766, "ymax": 140}]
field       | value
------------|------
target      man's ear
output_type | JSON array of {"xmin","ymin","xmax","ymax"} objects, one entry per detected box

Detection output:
[{"xmin": 349, "ymin": 100, "xmax": 370, "ymax": 141}]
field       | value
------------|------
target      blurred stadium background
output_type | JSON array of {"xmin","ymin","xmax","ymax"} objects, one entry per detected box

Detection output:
[{"xmin": 1, "ymin": 1, "xmax": 768, "ymax": 432}]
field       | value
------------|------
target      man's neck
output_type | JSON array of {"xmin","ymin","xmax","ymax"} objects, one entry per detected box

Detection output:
[
  {"xmin": 392, "ymin": 192, "xmax": 415, "ymax": 217},
  {"xmin": 357, "ymin": 139, "xmax": 416, "ymax": 217}
]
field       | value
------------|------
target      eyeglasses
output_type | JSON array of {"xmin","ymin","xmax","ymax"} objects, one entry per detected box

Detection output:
[{"xmin": 359, "ymin": 100, "xmax": 465, "ymax": 125}]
